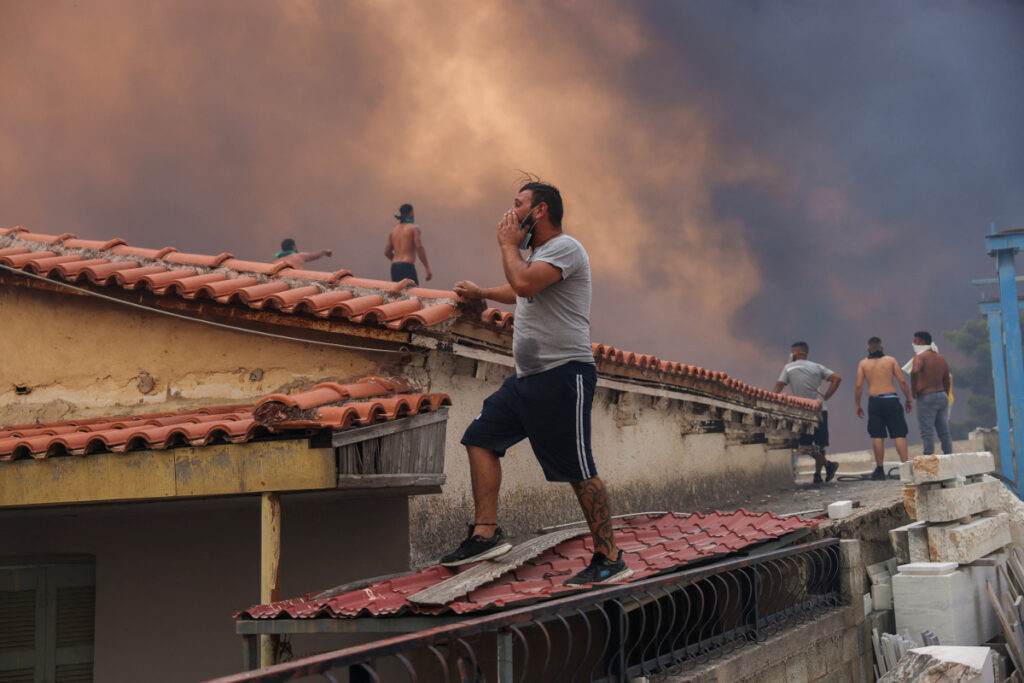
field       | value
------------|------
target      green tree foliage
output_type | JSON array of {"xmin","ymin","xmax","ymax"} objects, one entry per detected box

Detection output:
[{"xmin": 944, "ymin": 319, "xmax": 996, "ymax": 439}]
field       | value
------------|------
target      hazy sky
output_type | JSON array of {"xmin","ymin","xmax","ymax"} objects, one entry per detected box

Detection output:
[{"xmin": 2, "ymin": 1, "xmax": 1022, "ymax": 450}]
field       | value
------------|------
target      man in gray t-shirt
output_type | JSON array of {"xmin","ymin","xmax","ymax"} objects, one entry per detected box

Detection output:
[
  {"xmin": 446, "ymin": 180, "xmax": 631, "ymax": 586},
  {"xmin": 772, "ymin": 341, "xmax": 842, "ymax": 484}
]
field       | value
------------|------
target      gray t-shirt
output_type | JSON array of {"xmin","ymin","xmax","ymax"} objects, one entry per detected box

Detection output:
[
  {"xmin": 513, "ymin": 234, "xmax": 595, "ymax": 377},
  {"xmin": 777, "ymin": 360, "xmax": 834, "ymax": 411}
]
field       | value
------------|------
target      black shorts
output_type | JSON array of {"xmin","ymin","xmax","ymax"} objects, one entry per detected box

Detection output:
[
  {"xmin": 868, "ymin": 396, "xmax": 908, "ymax": 439},
  {"xmin": 799, "ymin": 411, "xmax": 829, "ymax": 448},
  {"xmin": 461, "ymin": 361, "xmax": 597, "ymax": 482},
  {"xmin": 390, "ymin": 261, "xmax": 419, "ymax": 284}
]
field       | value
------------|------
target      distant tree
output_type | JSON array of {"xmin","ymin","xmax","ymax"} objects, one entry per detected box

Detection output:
[{"xmin": 944, "ymin": 319, "xmax": 997, "ymax": 439}]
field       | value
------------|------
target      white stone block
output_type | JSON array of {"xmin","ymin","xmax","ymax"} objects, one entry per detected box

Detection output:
[
  {"xmin": 900, "ymin": 460, "xmax": 914, "ymax": 482},
  {"xmin": 909, "ymin": 452, "xmax": 995, "ymax": 484},
  {"xmin": 828, "ymin": 500, "xmax": 853, "ymax": 519},
  {"xmin": 891, "ymin": 521, "xmax": 928, "ymax": 564},
  {"xmin": 881, "ymin": 646, "xmax": 994, "ymax": 683},
  {"xmin": 894, "ymin": 558, "xmax": 1008, "ymax": 647},
  {"xmin": 909, "ymin": 478, "xmax": 1001, "ymax": 523},
  {"xmin": 872, "ymin": 582, "xmax": 893, "ymax": 610},
  {"xmin": 926, "ymin": 513, "xmax": 1011, "ymax": 563}
]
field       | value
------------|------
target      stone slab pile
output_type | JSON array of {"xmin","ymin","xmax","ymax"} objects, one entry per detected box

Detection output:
[{"xmin": 886, "ymin": 452, "xmax": 1014, "ymax": 647}]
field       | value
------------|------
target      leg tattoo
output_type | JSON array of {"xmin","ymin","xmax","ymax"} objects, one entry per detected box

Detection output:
[{"xmin": 571, "ymin": 477, "xmax": 618, "ymax": 558}]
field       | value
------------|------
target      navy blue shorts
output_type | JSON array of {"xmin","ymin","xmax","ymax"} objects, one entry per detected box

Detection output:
[
  {"xmin": 390, "ymin": 261, "xmax": 419, "ymax": 284},
  {"xmin": 461, "ymin": 361, "xmax": 597, "ymax": 482}
]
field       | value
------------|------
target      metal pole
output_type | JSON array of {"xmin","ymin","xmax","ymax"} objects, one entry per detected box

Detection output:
[
  {"xmin": 260, "ymin": 492, "xmax": 281, "ymax": 668},
  {"xmin": 984, "ymin": 304, "xmax": 1015, "ymax": 486},
  {"xmin": 997, "ymin": 250, "xmax": 1024, "ymax": 489},
  {"xmin": 497, "ymin": 629, "xmax": 514, "ymax": 682},
  {"xmin": 242, "ymin": 634, "xmax": 259, "ymax": 672}
]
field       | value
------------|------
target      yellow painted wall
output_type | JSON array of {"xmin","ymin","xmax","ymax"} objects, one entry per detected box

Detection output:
[{"xmin": 0, "ymin": 286, "xmax": 397, "ymax": 423}]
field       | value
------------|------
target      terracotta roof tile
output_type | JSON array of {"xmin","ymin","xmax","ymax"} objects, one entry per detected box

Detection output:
[
  {"xmin": 0, "ymin": 230, "xmax": 463, "ymax": 332},
  {"xmin": 0, "ymin": 377, "xmax": 450, "ymax": 462},
  {"xmin": 235, "ymin": 510, "xmax": 819, "ymax": 619}
]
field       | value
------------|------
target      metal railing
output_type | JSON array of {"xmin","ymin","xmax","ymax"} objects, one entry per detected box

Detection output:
[{"xmin": 209, "ymin": 538, "xmax": 841, "ymax": 683}]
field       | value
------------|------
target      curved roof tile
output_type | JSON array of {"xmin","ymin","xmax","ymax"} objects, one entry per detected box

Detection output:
[
  {"xmin": 0, "ymin": 230, "xmax": 462, "ymax": 331},
  {"xmin": 0, "ymin": 377, "xmax": 450, "ymax": 462}
]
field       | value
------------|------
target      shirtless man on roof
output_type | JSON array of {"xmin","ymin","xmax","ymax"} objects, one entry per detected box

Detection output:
[
  {"xmin": 854, "ymin": 336, "xmax": 913, "ymax": 480},
  {"xmin": 274, "ymin": 238, "xmax": 332, "ymax": 269},
  {"xmin": 385, "ymin": 204, "xmax": 432, "ymax": 284}
]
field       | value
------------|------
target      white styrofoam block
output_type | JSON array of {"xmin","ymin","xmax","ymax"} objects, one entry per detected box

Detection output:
[{"xmin": 827, "ymin": 500, "xmax": 853, "ymax": 519}]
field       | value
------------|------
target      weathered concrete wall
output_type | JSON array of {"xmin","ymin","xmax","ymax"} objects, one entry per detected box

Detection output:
[
  {"xmin": 2, "ymin": 287, "xmax": 795, "ymax": 566},
  {"xmin": 0, "ymin": 286, "xmax": 391, "ymax": 423},
  {"xmin": 0, "ymin": 492, "xmax": 409, "ymax": 683}
]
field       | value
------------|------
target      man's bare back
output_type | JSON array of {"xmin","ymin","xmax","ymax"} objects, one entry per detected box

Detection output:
[
  {"xmin": 857, "ymin": 356, "xmax": 901, "ymax": 395},
  {"xmin": 385, "ymin": 222, "xmax": 432, "ymax": 281}
]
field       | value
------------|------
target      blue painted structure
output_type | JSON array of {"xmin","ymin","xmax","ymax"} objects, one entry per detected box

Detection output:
[{"xmin": 983, "ymin": 230, "xmax": 1024, "ymax": 496}]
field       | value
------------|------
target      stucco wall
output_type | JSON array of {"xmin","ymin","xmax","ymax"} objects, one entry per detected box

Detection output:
[
  {"xmin": 0, "ymin": 286, "xmax": 392, "ymax": 423},
  {"xmin": 2, "ymin": 286, "xmax": 794, "ymax": 568},
  {"xmin": 0, "ymin": 492, "xmax": 410, "ymax": 683}
]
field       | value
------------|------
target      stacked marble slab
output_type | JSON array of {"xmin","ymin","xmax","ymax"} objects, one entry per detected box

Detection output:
[{"xmin": 888, "ymin": 452, "xmax": 1013, "ymax": 646}]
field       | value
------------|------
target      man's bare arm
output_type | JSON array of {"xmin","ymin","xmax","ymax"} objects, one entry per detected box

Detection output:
[
  {"xmin": 454, "ymin": 280, "xmax": 516, "ymax": 305},
  {"xmin": 384, "ymin": 233, "xmax": 394, "ymax": 261},
  {"xmin": 772, "ymin": 381, "xmax": 786, "ymax": 394},
  {"xmin": 910, "ymin": 355, "xmax": 922, "ymax": 398},
  {"xmin": 822, "ymin": 374, "xmax": 842, "ymax": 401},
  {"xmin": 299, "ymin": 249, "xmax": 331, "ymax": 265},
  {"xmin": 854, "ymin": 362, "xmax": 865, "ymax": 417},
  {"xmin": 894, "ymin": 358, "xmax": 913, "ymax": 412}
]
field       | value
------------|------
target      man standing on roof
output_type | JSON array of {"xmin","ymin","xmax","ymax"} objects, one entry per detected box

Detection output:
[
  {"xmin": 855, "ymin": 336, "xmax": 913, "ymax": 480},
  {"xmin": 385, "ymin": 204, "xmax": 432, "ymax": 284},
  {"xmin": 274, "ymin": 238, "xmax": 332, "ymax": 269},
  {"xmin": 773, "ymin": 342, "xmax": 842, "ymax": 484},
  {"xmin": 908, "ymin": 330, "xmax": 953, "ymax": 455},
  {"xmin": 446, "ymin": 180, "xmax": 632, "ymax": 586}
]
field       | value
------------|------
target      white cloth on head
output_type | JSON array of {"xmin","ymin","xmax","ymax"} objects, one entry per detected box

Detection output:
[{"xmin": 902, "ymin": 343, "xmax": 938, "ymax": 374}]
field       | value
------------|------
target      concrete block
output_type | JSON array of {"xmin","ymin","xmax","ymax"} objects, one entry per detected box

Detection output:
[
  {"xmin": 840, "ymin": 539, "xmax": 866, "ymax": 599},
  {"xmin": 890, "ymin": 521, "xmax": 928, "ymax": 564},
  {"xmin": 926, "ymin": 513, "xmax": 1011, "ymax": 563},
  {"xmin": 909, "ymin": 525, "xmax": 931, "ymax": 563},
  {"xmin": 909, "ymin": 478, "xmax": 1001, "ymax": 523},
  {"xmin": 828, "ymin": 500, "xmax": 853, "ymax": 519},
  {"xmin": 909, "ymin": 452, "xmax": 995, "ymax": 484},
  {"xmin": 872, "ymin": 583, "xmax": 893, "ymax": 610}
]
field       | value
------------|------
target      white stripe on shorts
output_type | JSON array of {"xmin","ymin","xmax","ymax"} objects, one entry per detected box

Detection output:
[{"xmin": 576, "ymin": 373, "xmax": 590, "ymax": 479}]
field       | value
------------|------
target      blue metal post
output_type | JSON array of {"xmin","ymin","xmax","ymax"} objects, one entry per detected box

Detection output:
[
  {"xmin": 997, "ymin": 249, "xmax": 1024, "ymax": 489},
  {"xmin": 982, "ymin": 301, "xmax": 1014, "ymax": 485}
]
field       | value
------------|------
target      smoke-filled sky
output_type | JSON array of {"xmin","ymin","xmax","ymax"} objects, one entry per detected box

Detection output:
[{"xmin": 3, "ymin": 1, "xmax": 1023, "ymax": 450}]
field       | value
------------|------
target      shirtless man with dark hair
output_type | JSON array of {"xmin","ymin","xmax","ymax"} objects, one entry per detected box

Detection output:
[
  {"xmin": 855, "ymin": 336, "xmax": 913, "ymax": 480},
  {"xmin": 274, "ymin": 238, "xmax": 332, "ymax": 269},
  {"xmin": 385, "ymin": 204, "xmax": 432, "ymax": 284}
]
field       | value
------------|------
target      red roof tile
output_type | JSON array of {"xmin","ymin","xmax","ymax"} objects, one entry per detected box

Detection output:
[
  {"xmin": 0, "ymin": 230, "xmax": 463, "ymax": 332},
  {"xmin": 234, "ymin": 510, "xmax": 818, "ymax": 619},
  {"xmin": 0, "ymin": 229, "xmax": 817, "ymax": 415},
  {"xmin": 0, "ymin": 377, "xmax": 451, "ymax": 461}
]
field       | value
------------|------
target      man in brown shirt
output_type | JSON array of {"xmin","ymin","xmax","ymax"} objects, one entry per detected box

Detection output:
[{"xmin": 910, "ymin": 330, "xmax": 953, "ymax": 455}]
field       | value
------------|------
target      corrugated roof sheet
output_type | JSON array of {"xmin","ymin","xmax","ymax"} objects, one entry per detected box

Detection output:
[
  {"xmin": 0, "ymin": 377, "xmax": 451, "ymax": 461},
  {"xmin": 235, "ymin": 510, "xmax": 818, "ymax": 619}
]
